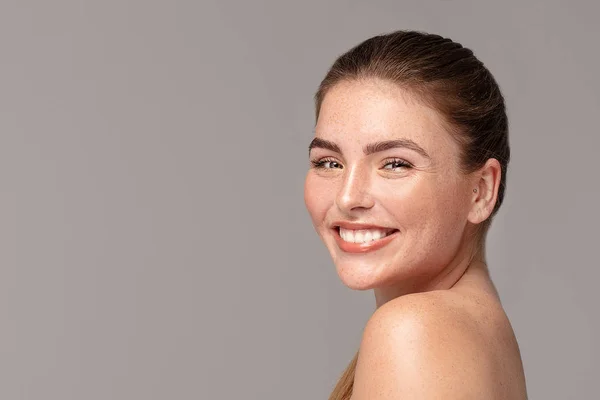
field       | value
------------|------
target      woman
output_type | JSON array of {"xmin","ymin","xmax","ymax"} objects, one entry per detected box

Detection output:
[{"xmin": 304, "ymin": 30, "xmax": 528, "ymax": 399}]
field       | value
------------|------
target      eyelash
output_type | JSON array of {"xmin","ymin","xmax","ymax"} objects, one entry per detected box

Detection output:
[
  {"xmin": 310, "ymin": 157, "xmax": 341, "ymax": 169},
  {"xmin": 381, "ymin": 158, "xmax": 412, "ymax": 171},
  {"xmin": 310, "ymin": 157, "xmax": 412, "ymax": 171}
]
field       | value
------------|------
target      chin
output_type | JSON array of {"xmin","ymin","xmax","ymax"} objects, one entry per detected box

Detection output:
[
  {"xmin": 338, "ymin": 276, "xmax": 375, "ymax": 291},
  {"xmin": 333, "ymin": 260, "xmax": 391, "ymax": 291}
]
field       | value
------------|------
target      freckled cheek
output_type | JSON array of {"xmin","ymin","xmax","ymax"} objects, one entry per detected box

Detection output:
[
  {"xmin": 376, "ymin": 181, "xmax": 432, "ymax": 218},
  {"xmin": 304, "ymin": 173, "xmax": 336, "ymax": 226},
  {"xmin": 419, "ymin": 185, "xmax": 467, "ymax": 233},
  {"xmin": 382, "ymin": 182, "xmax": 454, "ymax": 228}
]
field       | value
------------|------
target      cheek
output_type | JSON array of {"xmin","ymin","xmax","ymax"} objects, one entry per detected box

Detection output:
[
  {"xmin": 304, "ymin": 173, "xmax": 333, "ymax": 227},
  {"xmin": 386, "ymin": 178, "xmax": 466, "ymax": 233},
  {"xmin": 416, "ymin": 183, "xmax": 470, "ymax": 248},
  {"xmin": 379, "ymin": 178, "xmax": 437, "ymax": 223}
]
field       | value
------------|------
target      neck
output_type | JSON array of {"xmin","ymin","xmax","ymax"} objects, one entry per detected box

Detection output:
[{"xmin": 373, "ymin": 231, "xmax": 491, "ymax": 308}]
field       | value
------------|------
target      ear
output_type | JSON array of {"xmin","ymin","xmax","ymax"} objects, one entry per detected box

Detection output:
[{"xmin": 467, "ymin": 158, "xmax": 502, "ymax": 224}]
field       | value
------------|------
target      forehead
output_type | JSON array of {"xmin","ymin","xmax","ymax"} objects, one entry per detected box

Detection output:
[{"xmin": 315, "ymin": 79, "xmax": 456, "ymax": 154}]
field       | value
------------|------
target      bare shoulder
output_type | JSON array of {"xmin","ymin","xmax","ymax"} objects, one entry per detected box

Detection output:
[{"xmin": 352, "ymin": 290, "xmax": 527, "ymax": 399}]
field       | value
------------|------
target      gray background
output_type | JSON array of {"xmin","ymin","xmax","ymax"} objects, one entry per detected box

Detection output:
[{"xmin": 1, "ymin": 0, "xmax": 598, "ymax": 399}]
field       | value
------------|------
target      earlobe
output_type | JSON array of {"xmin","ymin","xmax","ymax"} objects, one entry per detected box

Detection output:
[{"xmin": 467, "ymin": 159, "xmax": 501, "ymax": 225}]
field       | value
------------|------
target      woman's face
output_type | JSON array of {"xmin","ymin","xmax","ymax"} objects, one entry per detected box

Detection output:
[{"xmin": 304, "ymin": 78, "xmax": 477, "ymax": 292}]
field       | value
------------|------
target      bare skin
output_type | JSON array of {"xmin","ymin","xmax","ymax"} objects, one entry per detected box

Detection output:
[
  {"xmin": 304, "ymin": 78, "xmax": 527, "ymax": 399},
  {"xmin": 352, "ymin": 263, "xmax": 527, "ymax": 399}
]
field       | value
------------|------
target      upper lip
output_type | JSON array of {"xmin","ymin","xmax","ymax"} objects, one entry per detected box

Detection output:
[{"xmin": 332, "ymin": 221, "xmax": 396, "ymax": 231}]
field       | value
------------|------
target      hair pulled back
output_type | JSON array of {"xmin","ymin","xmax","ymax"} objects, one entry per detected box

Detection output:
[{"xmin": 315, "ymin": 30, "xmax": 510, "ymax": 400}]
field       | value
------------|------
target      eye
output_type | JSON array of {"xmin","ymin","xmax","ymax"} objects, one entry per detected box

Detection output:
[
  {"xmin": 310, "ymin": 157, "xmax": 343, "ymax": 170},
  {"xmin": 382, "ymin": 158, "xmax": 412, "ymax": 171}
]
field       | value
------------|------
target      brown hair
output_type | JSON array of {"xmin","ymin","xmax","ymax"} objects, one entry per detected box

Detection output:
[{"xmin": 313, "ymin": 30, "xmax": 510, "ymax": 400}]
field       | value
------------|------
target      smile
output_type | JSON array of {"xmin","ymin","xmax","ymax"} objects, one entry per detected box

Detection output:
[
  {"xmin": 339, "ymin": 227, "xmax": 395, "ymax": 243},
  {"xmin": 333, "ymin": 226, "xmax": 399, "ymax": 253}
]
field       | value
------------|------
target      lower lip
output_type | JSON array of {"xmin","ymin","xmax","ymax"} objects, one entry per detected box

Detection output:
[{"xmin": 333, "ymin": 228, "xmax": 399, "ymax": 253}]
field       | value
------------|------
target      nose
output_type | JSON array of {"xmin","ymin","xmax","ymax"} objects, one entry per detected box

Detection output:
[{"xmin": 335, "ymin": 164, "xmax": 375, "ymax": 213}]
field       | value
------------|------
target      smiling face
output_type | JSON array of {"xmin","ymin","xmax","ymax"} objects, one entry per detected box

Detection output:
[{"xmin": 304, "ymin": 78, "xmax": 479, "ymax": 293}]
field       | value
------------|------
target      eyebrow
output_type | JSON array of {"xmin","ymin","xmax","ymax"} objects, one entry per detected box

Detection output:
[{"xmin": 308, "ymin": 137, "xmax": 430, "ymax": 159}]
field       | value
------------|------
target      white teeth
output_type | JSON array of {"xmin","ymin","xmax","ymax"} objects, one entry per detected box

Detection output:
[
  {"xmin": 339, "ymin": 229, "xmax": 353, "ymax": 243},
  {"xmin": 354, "ymin": 231, "xmax": 364, "ymax": 243},
  {"xmin": 338, "ymin": 228, "xmax": 393, "ymax": 244}
]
